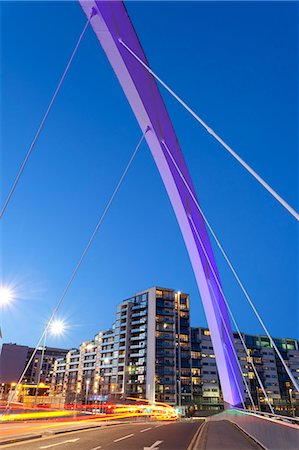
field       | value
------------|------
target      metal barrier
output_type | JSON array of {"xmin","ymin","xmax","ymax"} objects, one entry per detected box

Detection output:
[{"xmin": 210, "ymin": 409, "xmax": 299, "ymax": 450}]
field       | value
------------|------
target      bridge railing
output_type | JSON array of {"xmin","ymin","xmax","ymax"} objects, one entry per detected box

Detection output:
[
  {"xmin": 240, "ymin": 409, "xmax": 299, "ymax": 426},
  {"xmin": 210, "ymin": 408, "xmax": 299, "ymax": 450}
]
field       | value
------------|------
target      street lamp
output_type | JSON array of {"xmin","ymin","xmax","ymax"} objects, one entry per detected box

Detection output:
[
  {"xmin": 98, "ymin": 367, "xmax": 106, "ymax": 413},
  {"xmin": 289, "ymin": 388, "xmax": 295, "ymax": 417},
  {"xmin": 85, "ymin": 379, "xmax": 90, "ymax": 405},
  {"xmin": 34, "ymin": 318, "xmax": 67, "ymax": 407}
]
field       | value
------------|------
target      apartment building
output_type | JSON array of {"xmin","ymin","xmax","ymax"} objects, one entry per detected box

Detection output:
[
  {"xmin": 51, "ymin": 329, "xmax": 114, "ymax": 404},
  {"xmin": 49, "ymin": 288, "xmax": 299, "ymax": 413},
  {"xmin": 110, "ymin": 287, "xmax": 192, "ymax": 406},
  {"xmin": 51, "ymin": 287, "xmax": 192, "ymax": 406},
  {"xmin": 0, "ymin": 343, "xmax": 68, "ymax": 400},
  {"xmin": 191, "ymin": 327, "xmax": 221, "ymax": 410},
  {"xmin": 191, "ymin": 327, "xmax": 299, "ymax": 413}
]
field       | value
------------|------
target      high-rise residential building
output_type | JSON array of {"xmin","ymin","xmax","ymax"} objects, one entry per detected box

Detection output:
[
  {"xmin": 111, "ymin": 287, "xmax": 192, "ymax": 406},
  {"xmin": 51, "ymin": 287, "xmax": 192, "ymax": 406},
  {"xmin": 48, "ymin": 287, "xmax": 299, "ymax": 415},
  {"xmin": 191, "ymin": 327, "xmax": 299, "ymax": 414},
  {"xmin": 191, "ymin": 327, "xmax": 221, "ymax": 411}
]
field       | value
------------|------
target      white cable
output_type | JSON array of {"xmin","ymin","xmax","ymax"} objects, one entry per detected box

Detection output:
[
  {"xmin": 189, "ymin": 215, "xmax": 274, "ymax": 413},
  {"xmin": 5, "ymin": 130, "xmax": 148, "ymax": 409},
  {"xmin": 0, "ymin": 10, "xmax": 96, "ymax": 221},
  {"xmin": 161, "ymin": 139, "xmax": 299, "ymax": 393},
  {"xmin": 119, "ymin": 39, "xmax": 299, "ymax": 222}
]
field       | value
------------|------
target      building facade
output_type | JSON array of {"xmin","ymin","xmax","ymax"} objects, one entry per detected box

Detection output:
[
  {"xmin": 0, "ymin": 343, "xmax": 68, "ymax": 400},
  {"xmin": 111, "ymin": 287, "xmax": 192, "ymax": 406},
  {"xmin": 51, "ymin": 329, "xmax": 114, "ymax": 404},
  {"xmin": 191, "ymin": 327, "xmax": 299, "ymax": 414},
  {"xmin": 51, "ymin": 287, "xmax": 192, "ymax": 406},
  {"xmin": 49, "ymin": 287, "xmax": 299, "ymax": 415}
]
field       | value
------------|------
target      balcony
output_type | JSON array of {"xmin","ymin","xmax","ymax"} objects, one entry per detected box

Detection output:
[
  {"xmin": 130, "ymin": 351, "xmax": 146, "ymax": 357},
  {"xmin": 131, "ymin": 327, "xmax": 146, "ymax": 333},
  {"xmin": 131, "ymin": 311, "xmax": 147, "ymax": 318},
  {"xmin": 156, "ymin": 300, "xmax": 174, "ymax": 308},
  {"xmin": 156, "ymin": 350, "xmax": 175, "ymax": 357},
  {"xmin": 131, "ymin": 319, "xmax": 146, "ymax": 326},
  {"xmin": 156, "ymin": 308, "xmax": 174, "ymax": 316},
  {"xmin": 156, "ymin": 342, "xmax": 174, "ymax": 349},
  {"xmin": 132, "ymin": 304, "xmax": 147, "ymax": 311},
  {"xmin": 157, "ymin": 370, "xmax": 176, "ymax": 377}
]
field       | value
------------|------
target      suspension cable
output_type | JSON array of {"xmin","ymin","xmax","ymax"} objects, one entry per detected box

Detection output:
[
  {"xmin": 0, "ymin": 10, "xmax": 96, "ymax": 221},
  {"xmin": 189, "ymin": 215, "xmax": 274, "ymax": 413},
  {"xmin": 6, "ymin": 129, "xmax": 148, "ymax": 408},
  {"xmin": 161, "ymin": 139, "xmax": 299, "ymax": 393},
  {"xmin": 119, "ymin": 38, "xmax": 299, "ymax": 222}
]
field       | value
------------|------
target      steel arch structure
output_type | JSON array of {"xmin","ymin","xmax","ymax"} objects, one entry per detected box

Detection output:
[{"xmin": 79, "ymin": 0, "xmax": 244, "ymax": 407}]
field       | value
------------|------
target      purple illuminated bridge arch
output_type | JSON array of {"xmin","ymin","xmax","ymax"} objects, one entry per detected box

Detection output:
[{"xmin": 79, "ymin": 0, "xmax": 244, "ymax": 407}]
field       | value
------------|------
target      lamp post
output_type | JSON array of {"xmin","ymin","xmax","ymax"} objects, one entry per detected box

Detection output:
[
  {"xmin": 100, "ymin": 361, "xmax": 108, "ymax": 413},
  {"xmin": 289, "ymin": 388, "xmax": 295, "ymax": 417},
  {"xmin": 85, "ymin": 379, "xmax": 90, "ymax": 405},
  {"xmin": 34, "ymin": 319, "xmax": 66, "ymax": 408}
]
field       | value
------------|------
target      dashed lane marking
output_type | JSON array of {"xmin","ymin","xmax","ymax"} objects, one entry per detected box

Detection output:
[{"xmin": 113, "ymin": 433, "xmax": 134, "ymax": 442}]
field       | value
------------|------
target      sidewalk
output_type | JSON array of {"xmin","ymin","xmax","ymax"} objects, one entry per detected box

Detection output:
[{"xmin": 196, "ymin": 420, "xmax": 263, "ymax": 450}]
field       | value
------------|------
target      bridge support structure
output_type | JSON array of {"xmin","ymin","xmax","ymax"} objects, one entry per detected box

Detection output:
[{"xmin": 79, "ymin": 0, "xmax": 245, "ymax": 407}]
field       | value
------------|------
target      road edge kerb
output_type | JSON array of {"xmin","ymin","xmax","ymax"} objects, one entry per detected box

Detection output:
[
  {"xmin": 187, "ymin": 419, "xmax": 206, "ymax": 450},
  {"xmin": 0, "ymin": 423, "xmax": 122, "ymax": 446},
  {"xmin": 0, "ymin": 419, "xmax": 150, "ymax": 447},
  {"xmin": 0, "ymin": 434, "xmax": 42, "ymax": 446}
]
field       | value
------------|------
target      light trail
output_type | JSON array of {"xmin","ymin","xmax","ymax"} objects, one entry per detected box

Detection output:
[{"xmin": 0, "ymin": 401, "xmax": 178, "ymax": 423}]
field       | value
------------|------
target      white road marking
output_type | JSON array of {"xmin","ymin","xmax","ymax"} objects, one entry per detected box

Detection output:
[
  {"xmin": 90, "ymin": 447, "xmax": 102, "ymax": 450},
  {"xmin": 39, "ymin": 439, "xmax": 80, "ymax": 449},
  {"xmin": 140, "ymin": 427, "xmax": 153, "ymax": 433},
  {"xmin": 113, "ymin": 433, "xmax": 134, "ymax": 442},
  {"xmin": 154, "ymin": 423, "xmax": 166, "ymax": 428},
  {"xmin": 144, "ymin": 440, "xmax": 163, "ymax": 450}
]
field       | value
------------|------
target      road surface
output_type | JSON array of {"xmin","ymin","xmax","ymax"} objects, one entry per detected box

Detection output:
[
  {"xmin": 0, "ymin": 419, "xmax": 264, "ymax": 450},
  {"xmin": 0, "ymin": 421, "xmax": 201, "ymax": 449}
]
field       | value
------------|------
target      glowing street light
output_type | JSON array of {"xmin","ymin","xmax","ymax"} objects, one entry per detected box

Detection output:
[
  {"xmin": 34, "ymin": 318, "xmax": 67, "ymax": 407},
  {"xmin": 49, "ymin": 319, "xmax": 66, "ymax": 336},
  {"xmin": 0, "ymin": 286, "xmax": 14, "ymax": 306},
  {"xmin": 0, "ymin": 286, "xmax": 15, "ymax": 342}
]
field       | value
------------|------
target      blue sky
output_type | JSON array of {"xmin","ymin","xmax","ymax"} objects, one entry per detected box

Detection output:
[{"xmin": 1, "ymin": 1, "xmax": 298, "ymax": 349}]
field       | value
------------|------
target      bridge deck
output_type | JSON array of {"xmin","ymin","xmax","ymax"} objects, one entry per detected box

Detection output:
[{"xmin": 199, "ymin": 420, "xmax": 263, "ymax": 450}]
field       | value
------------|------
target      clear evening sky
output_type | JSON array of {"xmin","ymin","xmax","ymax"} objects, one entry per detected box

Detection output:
[{"xmin": 1, "ymin": 1, "xmax": 298, "ymax": 349}]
